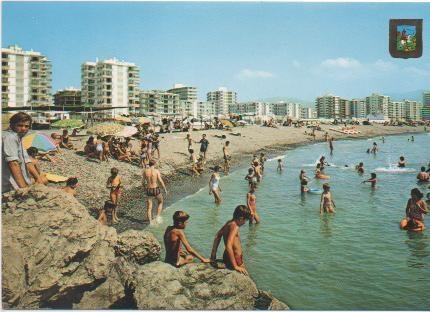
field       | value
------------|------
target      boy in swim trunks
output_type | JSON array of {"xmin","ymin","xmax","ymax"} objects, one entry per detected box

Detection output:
[
  {"xmin": 210, "ymin": 205, "xmax": 251, "ymax": 275},
  {"xmin": 106, "ymin": 167, "xmax": 122, "ymax": 223},
  {"xmin": 142, "ymin": 159, "xmax": 167, "ymax": 224},
  {"xmin": 164, "ymin": 211, "xmax": 210, "ymax": 267}
]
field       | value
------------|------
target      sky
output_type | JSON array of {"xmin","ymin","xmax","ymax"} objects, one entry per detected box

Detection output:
[{"xmin": 2, "ymin": 1, "xmax": 430, "ymax": 102}]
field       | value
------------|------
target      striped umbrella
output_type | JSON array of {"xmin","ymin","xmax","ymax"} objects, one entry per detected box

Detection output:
[{"xmin": 22, "ymin": 133, "xmax": 57, "ymax": 152}]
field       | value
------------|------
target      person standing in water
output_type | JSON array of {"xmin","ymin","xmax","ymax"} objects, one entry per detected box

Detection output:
[
  {"xmin": 398, "ymin": 156, "xmax": 406, "ymax": 168},
  {"xmin": 223, "ymin": 141, "xmax": 231, "ymax": 174},
  {"xmin": 371, "ymin": 142, "xmax": 378, "ymax": 154},
  {"xmin": 164, "ymin": 211, "xmax": 210, "ymax": 267},
  {"xmin": 277, "ymin": 158, "xmax": 284, "ymax": 172},
  {"xmin": 400, "ymin": 188, "xmax": 428, "ymax": 231},
  {"xmin": 362, "ymin": 172, "xmax": 377, "ymax": 188},
  {"xmin": 411, "ymin": 135, "xmax": 415, "ymax": 142},
  {"xmin": 210, "ymin": 205, "xmax": 251, "ymax": 275},
  {"xmin": 300, "ymin": 169, "xmax": 309, "ymax": 193},
  {"xmin": 320, "ymin": 183, "xmax": 336, "ymax": 214},
  {"xmin": 355, "ymin": 162, "xmax": 365, "ymax": 175},
  {"xmin": 247, "ymin": 185, "xmax": 260, "ymax": 224},
  {"xmin": 259, "ymin": 153, "xmax": 267, "ymax": 174},
  {"xmin": 209, "ymin": 166, "xmax": 222, "ymax": 204},
  {"xmin": 142, "ymin": 159, "xmax": 167, "ymax": 224},
  {"xmin": 329, "ymin": 137, "xmax": 334, "ymax": 155}
]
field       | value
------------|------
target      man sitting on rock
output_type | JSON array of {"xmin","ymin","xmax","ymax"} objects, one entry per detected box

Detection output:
[
  {"xmin": 163, "ymin": 211, "xmax": 210, "ymax": 267},
  {"xmin": 210, "ymin": 205, "xmax": 251, "ymax": 275}
]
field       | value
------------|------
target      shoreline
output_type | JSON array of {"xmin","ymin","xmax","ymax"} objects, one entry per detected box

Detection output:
[{"xmin": 37, "ymin": 124, "xmax": 427, "ymax": 233}]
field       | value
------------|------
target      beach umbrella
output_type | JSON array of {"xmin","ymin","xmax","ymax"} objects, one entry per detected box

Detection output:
[
  {"xmin": 22, "ymin": 133, "xmax": 57, "ymax": 152},
  {"xmin": 220, "ymin": 119, "xmax": 234, "ymax": 128},
  {"xmin": 115, "ymin": 126, "xmax": 138, "ymax": 137}
]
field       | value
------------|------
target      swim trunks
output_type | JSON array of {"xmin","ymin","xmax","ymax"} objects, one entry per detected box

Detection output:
[
  {"xmin": 146, "ymin": 187, "xmax": 161, "ymax": 197},
  {"xmin": 223, "ymin": 251, "xmax": 243, "ymax": 269}
]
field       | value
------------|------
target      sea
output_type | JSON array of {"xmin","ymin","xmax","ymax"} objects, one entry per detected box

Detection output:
[{"xmin": 149, "ymin": 133, "xmax": 430, "ymax": 310}]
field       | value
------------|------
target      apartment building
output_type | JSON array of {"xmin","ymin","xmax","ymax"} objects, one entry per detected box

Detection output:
[
  {"xmin": 229, "ymin": 102, "xmax": 272, "ymax": 116},
  {"xmin": 365, "ymin": 93, "xmax": 389, "ymax": 117},
  {"xmin": 271, "ymin": 102, "xmax": 302, "ymax": 119},
  {"xmin": 198, "ymin": 101, "xmax": 216, "ymax": 117},
  {"xmin": 167, "ymin": 84, "xmax": 197, "ymax": 102},
  {"xmin": 422, "ymin": 91, "xmax": 430, "ymax": 121},
  {"xmin": 81, "ymin": 58, "xmax": 140, "ymax": 116},
  {"xmin": 54, "ymin": 87, "xmax": 81, "ymax": 106},
  {"xmin": 207, "ymin": 87, "xmax": 237, "ymax": 116},
  {"xmin": 316, "ymin": 95, "xmax": 341, "ymax": 119},
  {"xmin": 139, "ymin": 90, "xmax": 179, "ymax": 115},
  {"xmin": 300, "ymin": 107, "xmax": 315, "ymax": 119},
  {"xmin": 339, "ymin": 99, "xmax": 351, "ymax": 119},
  {"xmin": 350, "ymin": 99, "xmax": 366, "ymax": 118},
  {"xmin": 1, "ymin": 45, "xmax": 52, "ymax": 107},
  {"xmin": 404, "ymin": 100, "xmax": 422, "ymax": 121},
  {"xmin": 388, "ymin": 101, "xmax": 406, "ymax": 121}
]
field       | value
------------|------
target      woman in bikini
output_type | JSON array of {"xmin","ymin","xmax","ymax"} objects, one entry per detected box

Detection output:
[
  {"xmin": 320, "ymin": 183, "xmax": 336, "ymax": 214},
  {"xmin": 209, "ymin": 166, "xmax": 222, "ymax": 204},
  {"xmin": 106, "ymin": 167, "xmax": 122, "ymax": 223},
  {"xmin": 247, "ymin": 185, "xmax": 260, "ymax": 224},
  {"xmin": 400, "ymin": 188, "xmax": 428, "ymax": 232}
]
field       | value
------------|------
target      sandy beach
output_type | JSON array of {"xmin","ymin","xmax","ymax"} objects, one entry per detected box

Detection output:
[{"xmin": 38, "ymin": 124, "xmax": 427, "ymax": 231}]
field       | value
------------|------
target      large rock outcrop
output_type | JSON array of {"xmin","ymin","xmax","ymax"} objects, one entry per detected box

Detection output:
[{"xmin": 2, "ymin": 184, "xmax": 287, "ymax": 309}]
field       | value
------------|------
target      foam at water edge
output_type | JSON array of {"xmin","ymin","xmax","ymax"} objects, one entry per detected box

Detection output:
[{"xmin": 374, "ymin": 167, "xmax": 416, "ymax": 173}]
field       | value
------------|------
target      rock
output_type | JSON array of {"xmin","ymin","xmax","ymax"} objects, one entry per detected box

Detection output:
[
  {"xmin": 256, "ymin": 290, "xmax": 289, "ymax": 310},
  {"xmin": 115, "ymin": 230, "xmax": 161, "ymax": 265},
  {"xmin": 2, "ymin": 185, "xmax": 117, "ymax": 308}
]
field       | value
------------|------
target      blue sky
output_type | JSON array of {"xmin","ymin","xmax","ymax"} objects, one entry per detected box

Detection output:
[{"xmin": 3, "ymin": 2, "xmax": 430, "ymax": 102}]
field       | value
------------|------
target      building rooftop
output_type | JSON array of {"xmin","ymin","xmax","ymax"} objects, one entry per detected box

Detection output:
[{"xmin": 1, "ymin": 44, "xmax": 42, "ymax": 56}]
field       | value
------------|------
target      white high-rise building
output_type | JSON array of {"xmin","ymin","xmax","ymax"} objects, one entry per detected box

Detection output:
[
  {"xmin": 229, "ymin": 102, "xmax": 272, "ymax": 116},
  {"xmin": 404, "ymin": 100, "xmax": 422, "ymax": 121},
  {"xmin": 167, "ymin": 84, "xmax": 197, "ymax": 102},
  {"xmin": 207, "ymin": 87, "xmax": 237, "ymax": 116},
  {"xmin": 1, "ymin": 45, "xmax": 52, "ymax": 107},
  {"xmin": 365, "ymin": 93, "xmax": 389, "ymax": 118},
  {"xmin": 423, "ymin": 91, "xmax": 430, "ymax": 121},
  {"xmin": 139, "ymin": 90, "xmax": 179, "ymax": 115},
  {"xmin": 81, "ymin": 58, "xmax": 140, "ymax": 117},
  {"xmin": 300, "ymin": 107, "xmax": 315, "ymax": 119},
  {"xmin": 350, "ymin": 99, "xmax": 366, "ymax": 118},
  {"xmin": 198, "ymin": 101, "xmax": 216, "ymax": 117},
  {"xmin": 316, "ymin": 95, "xmax": 340, "ymax": 119},
  {"xmin": 388, "ymin": 101, "xmax": 406, "ymax": 121}
]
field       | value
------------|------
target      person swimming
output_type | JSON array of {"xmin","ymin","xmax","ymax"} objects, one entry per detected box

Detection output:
[
  {"xmin": 315, "ymin": 163, "xmax": 329, "ymax": 179},
  {"xmin": 362, "ymin": 172, "xmax": 377, "ymax": 188},
  {"xmin": 400, "ymin": 188, "xmax": 428, "ymax": 232},
  {"xmin": 417, "ymin": 166, "xmax": 430, "ymax": 182},
  {"xmin": 320, "ymin": 183, "xmax": 336, "ymax": 214},
  {"xmin": 398, "ymin": 156, "xmax": 406, "ymax": 168},
  {"xmin": 356, "ymin": 162, "xmax": 364, "ymax": 175}
]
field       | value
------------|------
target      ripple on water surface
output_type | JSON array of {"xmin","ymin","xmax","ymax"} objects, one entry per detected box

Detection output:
[{"xmin": 150, "ymin": 134, "xmax": 430, "ymax": 310}]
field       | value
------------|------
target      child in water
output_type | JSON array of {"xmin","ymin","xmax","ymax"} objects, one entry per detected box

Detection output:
[
  {"xmin": 247, "ymin": 185, "xmax": 260, "ymax": 224},
  {"xmin": 315, "ymin": 163, "xmax": 330, "ymax": 179},
  {"xmin": 106, "ymin": 167, "xmax": 122, "ymax": 223},
  {"xmin": 245, "ymin": 167, "xmax": 257, "ymax": 190},
  {"xmin": 320, "ymin": 183, "xmax": 336, "ymax": 214},
  {"xmin": 362, "ymin": 172, "xmax": 377, "ymax": 188},
  {"xmin": 398, "ymin": 156, "xmax": 406, "ymax": 168},
  {"xmin": 355, "ymin": 162, "xmax": 364, "ymax": 175}
]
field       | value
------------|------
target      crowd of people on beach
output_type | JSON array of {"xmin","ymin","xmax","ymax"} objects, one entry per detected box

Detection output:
[{"xmin": 2, "ymin": 111, "xmax": 430, "ymax": 276}]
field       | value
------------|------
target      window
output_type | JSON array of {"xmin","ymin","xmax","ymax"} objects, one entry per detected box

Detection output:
[
  {"xmin": 107, "ymin": 99, "xmax": 111, "ymax": 104},
  {"xmin": 2, "ymin": 86, "xmax": 7, "ymax": 92},
  {"xmin": 2, "ymin": 70, "xmax": 7, "ymax": 75},
  {"xmin": 32, "ymin": 72, "xmax": 38, "ymax": 77}
]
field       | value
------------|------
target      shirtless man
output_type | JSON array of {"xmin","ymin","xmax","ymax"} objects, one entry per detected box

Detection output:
[
  {"xmin": 223, "ymin": 141, "xmax": 231, "ymax": 174},
  {"xmin": 417, "ymin": 167, "xmax": 430, "ymax": 182},
  {"xmin": 210, "ymin": 205, "xmax": 251, "ymax": 275},
  {"xmin": 164, "ymin": 211, "xmax": 210, "ymax": 267},
  {"xmin": 142, "ymin": 159, "xmax": 167, "ymax": 224}
]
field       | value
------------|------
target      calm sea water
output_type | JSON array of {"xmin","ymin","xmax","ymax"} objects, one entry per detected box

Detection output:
[{"xmin": 149, "ymin": 133, "xmax": 430, "ymax": 310}]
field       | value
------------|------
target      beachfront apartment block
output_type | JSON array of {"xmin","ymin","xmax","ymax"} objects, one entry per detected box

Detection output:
[
  {"xmin": 207, "ymin": 87, "xmax": 237, "ymax": 116},
  {"xmin": 350, "ymin": 99, "xmax": 367, "ymax": 118},
  {"xmin": 272, "ymin": 102, "xmax": 302, "ymax": 119},
  {"xmin": 229, "ymin": 102, "xmax": 272, "ymax": 116},
  {"xmin": 198, "ymin": 101, "xmax": 216, "ymax": 117},
  {"xmin": 81, "ymin": 58, "xmax": 140, "ymax": 117},
  {"xmin": 167, "ymin": 84, "xmax": 198, "ymax": 102},
  {"xmin": 316, "ymin": 95, "xmax": 341, "ymax": 119},
  {"xmin": 404, "ymin": 100, "xmax": 422, "ymax": 121},
  {"xmin": 422, "ymin": 91, "xmax": 430, "ymax": 121},
  {"xmin": 300, "ymin": 107, "xmax": 315, "ymax": 119},
  {"xmin": 388, "ymin": 101, "xmax": 406, "ymax": 121},
  {"xmin": 366, "ymin": 93, "xmax": 389, "ymax": 117},
  {"xmin": 54, "ymin": 87, "xmax": 81, "ymax": 107},
  {"xmin": 139, "ymin": 90, "xmax": 180, "ymax": 115},
  {"xmin": 1, "ymin": 45, "xmax": 52, "ymax": 108}
]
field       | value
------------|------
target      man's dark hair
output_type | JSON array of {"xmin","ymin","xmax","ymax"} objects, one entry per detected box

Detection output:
[
  {"xmin": 148, "ymin": 159, "xmax": 156, "ymax": 167},
  {"xmin": 66, "ymin": 177, "xmax": 78, "ymax": 187},
  {"xmin": 9, "ymin": 112, "xmax": 32, "ymax": 127},
  {"xmin": 173, "ymin": 211, "xmax": 190, "ymax": 226},
  {"xmin": 27, "ymin": 147, "xmax": 39, "ymax": 157},
  {"xmin": 233, "ymin": 205, "xmax": 251, "ymax": 220}
]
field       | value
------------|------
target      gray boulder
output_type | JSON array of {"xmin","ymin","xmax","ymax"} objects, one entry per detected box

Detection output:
[{"xmin": 115, "ymin": 229, "xmax": 161, "ymax": 265}]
